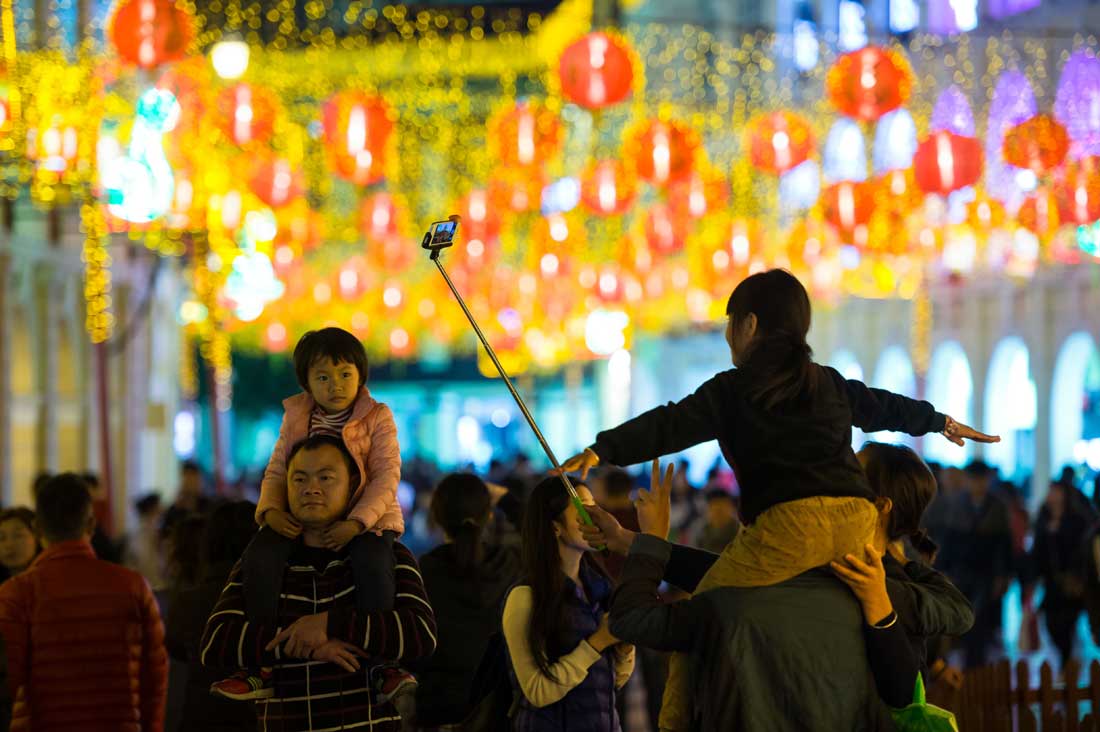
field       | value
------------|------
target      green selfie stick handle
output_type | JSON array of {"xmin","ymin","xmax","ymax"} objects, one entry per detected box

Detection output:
[{"xmin": 426, "ymin": 218, "xmax": 601, "ymax": 543}]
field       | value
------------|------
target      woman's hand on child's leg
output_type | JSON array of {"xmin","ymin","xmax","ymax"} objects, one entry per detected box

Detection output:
[
  {"xmin": 265, "ymin": 509, "xmax": 303, "ymax": 539},
  {"xmin": 322, "ymin": 520, "xmax": 363, "ymax": 551},
  {"xmin": 941, "ymin": 416, "xmax": 1000, "ymax": 447},
  {"xmin": 830, "ymin": 544, "xmax": 894, "ymax": 625},
  {"xmin": 266, "ymin": 611, "xmax": 330, "ymax": 658}
]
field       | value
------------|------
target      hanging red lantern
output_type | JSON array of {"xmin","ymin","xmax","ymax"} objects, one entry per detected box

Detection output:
[
  {"xmin": 913, "ymin": 130, "xmax": 984, "ymax": 195},
  {"xmin": 215, "ymin": 84, "xmax": 278, "ymax": 147},
  {"xmin": 490, "ymin": 170, "xmax": 546, "ymax": 213},
  {"xmin": 1057, "ymin": 156, "xmax": 1100, "ymax": 225},
  {"xmin": 322, "ymin": 92, "xmax": 395, "ymax": 186},
  {"xmin": 1018, "ymin": 188, "xmax": 1062, "ymax": 235},
  {"xmin": 625, "ymin": 119, "xmax": 700, "ymax": 185},
  {"xmin": 249, "ymin": 157, "xmax": 302, "ymax": 208},
  {"xmin": 644, "ymin": 203, "xmax": 692, "ymax": 255},
  {"xmin": 558, "ymin": 32, "xmax": 635, "ymax": 110},
  {"xmin": 826, "ymin": 46, "xmax": 914, "ymax": 122},
  {"xmin": 488, "ymin": 101, "xmax": 563, "ymax": 169},
  {"xmin": 360, "ymin": 192, "xmax": 400, "ymax": 242},
  {"xmin": 744, "ymin": 111, "xmax": 815, "ymax": 175},
  {"xmin": 109, "ymin": 0, "xmax": 194, "ymax": 69},
  {"xmin": 455, "ymin": 189, "xmax": 502, "ymax": 270},
  {"xmin": 821, "ymin": 180, "xmax": 876, "ymax": 234},
  {"xmin": 580, "ymin": 159, "xmax": 637, "ymax": 216},
  {"xmin": 1003, "ymin": 114, "xmax": 1070, "ymax": 173},
  {"xmin": 667, "ymin": 167, "xmax": 730, "ymax": 220}
]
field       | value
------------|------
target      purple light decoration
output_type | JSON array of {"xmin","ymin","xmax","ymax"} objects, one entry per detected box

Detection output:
[
  {"xmin": 986, "ymin": 71, "xmax": 1037, "ymax": 204},
  {"xmin": 1054, "ymin": 50, "xmax": 1100, "ymax": 158},
  {"xmin": 930, "ymin": 86, "xmax": 975, "ymax": 136},
  {"xmin": 987, "ymin": 0, "xmax": 1040, "ymax": 20}
]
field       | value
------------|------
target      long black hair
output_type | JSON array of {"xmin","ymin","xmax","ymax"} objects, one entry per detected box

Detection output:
[
  {"xmin": 521, "ymin": 476, "xmax": 608, "ymax": 682},
  {"xmin": 430, "ymin": 473, "xmax": 491, "ymax": 576},
  {"xmin": 858, "ymin": 442, "xmax": 939, "ymax": 561},
  {"xmin": 727, "ymin": 269, "xmax": 818, "ymax": 410}
]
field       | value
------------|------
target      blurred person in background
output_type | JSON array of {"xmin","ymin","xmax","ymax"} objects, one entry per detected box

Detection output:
[
  {"xmin": 162, "ymin": 461, "xmax": 212, "ymax": 535},
  {"xmin": 161, "ymin": 513, "xmax": 209, "ymax": 732},
  {"xmin": 124, "ymin": 493, "xmax": 167, "ymax": 590},
  {"xmin": 598, "ymin": 469, "xmax": 640, "ymax": 582},
  {"xmin": 165, "ymin": 500, "xmax": 257, "ymax": 732},
  {"xmin": 921, "ymin": 465, "xmax": 964, "ymax": 549},
  {"xmin": 689, "ymin": 489, "xmax": 741, "ymax": 555},
  {"xmin": 1031, "ymin": 482, "xmax": 1090, "ymax": 670},
  {"xmin": 83, "ymin": 472, "xmax": 124, "ymax": 563},
  {"xmin": 668, "ymin": 463, "xmax": 699, "ymax": 544},
  {"xmin": 0, "ymin": 509, "xmax": 40, "ymax": 583}
]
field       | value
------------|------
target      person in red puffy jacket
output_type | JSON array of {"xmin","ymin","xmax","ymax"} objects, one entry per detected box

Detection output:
[{"xmin": 0, "ymin": 473, "xmax": 168, "ymax": 732}]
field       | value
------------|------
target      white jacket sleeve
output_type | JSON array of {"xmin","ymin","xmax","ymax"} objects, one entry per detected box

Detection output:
[{"xmin": 502, "ymin": 586, "xmax": 603, "ymax": 708}]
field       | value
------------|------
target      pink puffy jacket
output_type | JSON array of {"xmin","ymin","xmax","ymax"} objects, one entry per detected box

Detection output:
[{"xmin": 257, "ymin": 386, "xmax": 404, "ymax": 534}]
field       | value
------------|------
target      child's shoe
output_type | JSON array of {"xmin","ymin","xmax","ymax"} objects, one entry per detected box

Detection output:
[
  {"xmin": 210, "ymin": 669, "xmax": 275, "ymax": 700},
  {"xmin": 372, "ymin": 665, "xmax": 418, "ymax": 704}
]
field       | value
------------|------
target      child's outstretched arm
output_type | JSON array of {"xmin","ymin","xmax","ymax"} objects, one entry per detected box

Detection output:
[
  {"xmin": 561, "ymin": 374, "xmax": 725, "ymax": 476},
  {"xmin": 843, "ymin": 377, "xmax": 998, "ymax": 445}
]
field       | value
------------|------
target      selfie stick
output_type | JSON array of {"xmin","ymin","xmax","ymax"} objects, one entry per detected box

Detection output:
[{"xmin": 424, "ymin": 216, "xmax": 597, "ymax": 530}]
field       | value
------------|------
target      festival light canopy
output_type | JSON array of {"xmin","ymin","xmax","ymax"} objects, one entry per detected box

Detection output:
[{"xmin": 5, "ymin": 0, "xmax": 1100, "ymax": 377}]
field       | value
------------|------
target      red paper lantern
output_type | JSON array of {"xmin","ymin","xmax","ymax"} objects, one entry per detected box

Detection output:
[
  {"xmin": 457, "ymin": 189, "xmax": 502, "ymax": 266},
  {"xmin": 826, "ymin": 46, "xmax": 914, "ymax": 122},
  {"xmin": 744, "ymin": 111, "xmax": 815, "ymax": 175},
  {"xmin": 580, "ymin": 159, "xmax": 637, "ymax": 216},
  {"xmin": 488, "ymin": 101, "xmax": 563, "ymax": 169},
  {"xmin": 322, "ymin": 92, "xmax": 395, "ymax": 186},
  {"xmin": 109, "ymin": 0, "xmax": 194, "ymax": 69},
  {"xmin": 360, "ymin": 192, "xmax": 400, "ymax": 242},
  {"xmin": 249, "ymin": 158, "xmax": 302, "ymax": 208},
  {"xmin": 1018, "ymin": 188, "xmax": 1062, "ymax": 235},
  {"xmin": 644, "ymin": 203, "xmax": 692, "ymax": 255},
  {"xmin": 626, "ymin": 119, "xmax": 700, "ymax": 185},
  {"xmin": 822, "ymin": 181, "xmax": 875, "ymax": 233},
  {"xmin": 215, "ymin": 84, "xmax": 278, "ymax": 147},
  {"xmin": 668, "ymin": 167, "xmax": 730, "ymax": 220},
  {"xmin": 490, "ymin": 170, "xmax": 546, "ymax": 214},
  {"xmin": 1003, "ymin": 114, "xmax": 1070, "ymax": 174},
  {"xmin": 913, "ymin": 131, "xmax": 984, "ymax": 195},
  {"xmin": 1057, "ymin": 156, "xmax": 1100, "ymax": 225},
  {"xmin": 558, "ymin": 32, "xmax": 635, "ymax": 110}
]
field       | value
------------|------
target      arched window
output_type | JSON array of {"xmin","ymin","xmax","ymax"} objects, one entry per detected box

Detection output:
[
  {"xmin": 830, "ymin": 349, "xmax": 866, "ymax": 451},
  {"xmin": 924, "ymin": 341, "xmax": 973, "ymax": 467},
  {"xmin": 871, "ymin": 346, "xmax": 917, "ymax": 448},
  {"xmin": 1051, "ymin": 332, "xmax": 1100, "ymax": 479},
  {"xmin": 984, "ymin": 337, "xmax": 1037, "ymax": 482}
]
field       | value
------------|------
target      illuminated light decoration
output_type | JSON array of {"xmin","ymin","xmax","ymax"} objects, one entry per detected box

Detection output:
[
  {"xmin": 837, "ymin": 0, "xmax": 868, "ymax": 52},
  {"xmin": 1056, "ymin": 157, "xmax": 1100, "ymax": 225},
  {"xmin": 109, "ymin": 0, "xmax": 194, "ymax": 69},
  {"xmin": 644, "ymin": 203, "xmax": 691, "ymax": 255},
  {"xmin": 243, "ymin": 209, "xmax": 278, "ymax": 243},
  {"xmin": 1079, "ymin": 221, "xmax": 1100, "ymax": 258},
  {"xmin": 546, "ymin": 212, "xmax": 569, "ymax": 243},
  {"xmin": 166, "ymin": 173, "xmax": 193, "ymax": 230},
  {"xmin": 223, "ymin": 251, "xmax": 285, "ymax": 322},
  {"xmin": 264, "ymin": 322, "xmax": 288, "ymax": 351},
  {"xmin": 1054, "ymin": 51, "xmax": 1100, "ymax": 158},
  {"xmin": 1006, "ymin": 229, "xmax": 1040, "ymax": 278},
  {"xmin": 273, "ymin": 244, "xmax": 295, "ymax": 272},
  {"xmin": 322, "ymin": 92, "xmax": 395, "ymax": 186},
  {"xmin": 744, "ymin": 110, "xmax": 815, "ymax": 175},
  {"xmin": 210, "ymin": 38, "xmax": 249, "ymax": 80},
  {"xmin": 456, "ymin": 189, "xmax": 502, "ymax": 263},
  {"xmin": 793, "ymin": 19, "xmax": 819, "ymax": 72},
  {"xmin": 584, "ymin": 309, "xmax": 630, "ymax": 356},
  {"xmin": 540, "ymin": 252, "xmax": 561, "ymax": 276},
  {"xmin": 541, "ymin": 176, "xmax": 581, "ymax": 215},
  {"xmin": 103, "ymin": 87, "xmax": 178, "ymax": 223},
  {"xmin": 624, "ymin": 119, "xmax": 700, "ymax": 186},
  {"xmin": 826, "ymin": 46, "xmax": 914, "ymax": 122},
  {"xmin": 823, "ymin": 118, "xmax": 868, "ymax": 182},
  {"xmin": 1003, "ymin": 114, "xmax": 1070, "ymax": 174},
  {"xmin": 729, "ymin": 218, "xmax": 757, "ymax": 266},
  {"xmin": 873, "ymin": 109, "xmax": 918, "ymax": 174},
  {"xmin": 987, "ymin": 0, "xmax": 1039, "ymax": 19},
  {"xmin": 350, "ymin": 311, "xmax": 369, "ymax": 335},
  {"xmin": 580, "ymin": 159, "xmax": 637, "ymax": 216},
  {"xmin": 966, "ymin": 196, "xmax": 1007, "ymax": 229},
  {"xmin": 360, "ymin": 191, "xmax": 400, "ymax": 243},
  {"xmin": 215, "ymin": 83, "xmax": 278, "ymax": 147},
  {"xmin": 249, "ymin": 157, "xmax": 302, "ymax": 209},
  {"xmin": 822, "ymin": 180, "xmax": 875, "ymax": 235},
  {"xmin": 313, "ymin": 282, "xmax": 332, "ymax": 304},
  {"xmin": 596, "ymin": 266, "xmax": 625, "ymax": 303},
  {"xmin": 382, "ymin": 282, "xmax": 403, "ymax": 308},
  {"xmin": 667, "ymin": 167, "xmax": 729, "ymax": 220},
  {"xmin": 890, "ymin": 0, "xmax": 920, "ymax": 32},
  {"xmin": 156, "ymin": 57, "xmax": 210, "ymax": 170},
  {"xmin": 389, "ymin": 328, "xmax": 412, "ymax": 356},
  {"xmin": 487, "ymin": 101, "xmax": 563, "ymax": 169},
  {"xmin": 986, "ymin": 71, "xmax": 1038, "ymax": 203},
  {"xmin": 778, "ymin": 159, "xmax": 821, "ymax": 214},
  {"xmin": 1018, "ymin": 188, "xmax": 1062, "ymax": 237},
  {"xmin": 930, "ymin": 86, "xmax": 976, "ymax": 137},
  {"xmin": 941, "ymin": 228, "xmax": 978, "ymax": 274},
  {"xmin": 913, "ymin": 131, "xmax": 983, "ymax": 195},
  {"xmin": 336, "ymin": 256, "xmax": 369, "ymax": 300},
  {"xmin": 557, "ymin": 32, "xmax": 635, "ymax": 110},
  {"xmin": 30, "ymin": 118, "xmax": 79, "ymax": 174},
  {"xmin": 927, "ymin": 0, "xmax": 978, "ymax": 34},
  {"xmin": 491, "ymin": 170, "xmax": 545, "ymax": 214},
  {"xmin": 178, "ymin": 299, "xmax": 208, "ymax": 324}
]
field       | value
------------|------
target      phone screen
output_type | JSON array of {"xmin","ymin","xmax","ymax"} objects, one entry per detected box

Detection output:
[{"xmin": 430, "ymin": 221, "xmax": 456, "ymax": 245}]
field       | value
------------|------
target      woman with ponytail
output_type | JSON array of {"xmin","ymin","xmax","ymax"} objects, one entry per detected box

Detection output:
[
  {"xmin": 414, "ymin": 474, "xmax": 523, "ymax": 728},
  {"xmin": 560, "ymin": 269, "xmax": 997, "ymax": 729}
]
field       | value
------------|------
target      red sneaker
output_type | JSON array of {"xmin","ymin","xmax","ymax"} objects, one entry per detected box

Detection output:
[
  {"xmin": 373, "ymin": 667, "xmax": 418, "ymax": 704},
  {"xmin": 210, "ymin": 669, "xmax": 274, "ymax": 700}
]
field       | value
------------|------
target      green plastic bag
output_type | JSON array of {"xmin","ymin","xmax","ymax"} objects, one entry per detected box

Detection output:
[{"xmin": 890, "ymin": 675, "xmax": 959, "ymax": 732}]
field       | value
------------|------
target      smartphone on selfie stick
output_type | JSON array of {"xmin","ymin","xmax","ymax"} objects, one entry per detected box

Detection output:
[{"xmin": 422, "ymin": 216, "xmax": 598, "ymax": 532}]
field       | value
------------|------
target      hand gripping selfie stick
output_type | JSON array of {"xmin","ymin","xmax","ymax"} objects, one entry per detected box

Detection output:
[{"xmin": 422, "ymin": 216, "xmax": 598, "ymax": 532}]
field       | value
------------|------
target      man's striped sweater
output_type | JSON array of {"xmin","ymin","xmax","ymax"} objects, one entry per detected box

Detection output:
[{"xmin": 201, "ymin": 541, "xmax": 437, "ymax": 732}]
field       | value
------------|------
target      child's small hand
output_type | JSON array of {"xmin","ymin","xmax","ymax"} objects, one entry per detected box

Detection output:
[
  {"xmin": 265, "ymin": 509, "xmax": 303, "ymax": 539},
  {"xmin": 942, "ymin": 416, "xmax": 1000, "ymax": 446},
  {"xmin": 323, "ymin": 520, "xmax": 363, "ymax": 551},
  {"xmin": 830, "ymin": 544, "xmax": 894, "ymax": 625}
]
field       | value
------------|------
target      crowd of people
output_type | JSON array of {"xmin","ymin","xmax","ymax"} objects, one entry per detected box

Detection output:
[{"xmin": 0, "ymin": 269, "xmax": 1097, "ymax": 732}]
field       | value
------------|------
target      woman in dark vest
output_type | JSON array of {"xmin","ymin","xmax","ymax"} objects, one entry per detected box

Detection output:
[{"xmin": 502, "ymin": 477, "xmax": 634, "ymax": 732}]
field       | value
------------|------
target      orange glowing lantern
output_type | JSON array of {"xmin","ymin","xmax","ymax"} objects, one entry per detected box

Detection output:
[
  {"xmin": 822, "ymin": 180, "xmax": 876, "ymax": 234},
  {"xmin": 744, "ymin": 111, "xmax": 815, "ymax": 175},
  {"xmin": 488, "ymin": 101, "xmax": 563, "ymax": 169},
  {"xmin": 322, "ymin": 92, "xmax": 395, "ymax": 186},
  {"xmin": 557, "ymin": 32, "xmax": 635, "ymax": 110},
  {"xmin": 580, "ymin": 159, "xmax": 637, "ymax": 216},
  {"xmin": 625, "ymin": 119, "xmax": 700, "ymax": 185},
  {"xmin": 109, "ymin": 0, "xmax": 194, "ymax": 69},
  {"xmin": 1018, "ymin": 188, "xmax": 1062, "ymax": 236},
  {"xmin": 966, "ymin": 196, "xmax": 1007, "ymax": 229},
  {"xmin": 215, "ymin": 84, "xmax": 278, "ymax": 147},
  {"xmin": 360, "ymin": 192, "xmax": 400, "ymax": 242},
  {"xmin": 1057, "ymin": 156, "xmax": 1100, "ymax": 225},
  {"xmin": 913, "ymin": 131, "xmax": 983, "ymax": 195},
  {"xmin": 1003, "ymin": 114, "xmax": 1070, "ymax": 174},
  {"xmin": 668, "ymin": 167, "xmax": 730, "ymax": 220},
  {"xmin": 491, "ymin": 170, "xmax": 546, "ymax": 214},
  {"xmin": 644, "ymin": 203, "xmax": 693, "ymax": 255},
  {"xmin": 826, "ymin": 46, "xmax": 914, "ymax": 122},
  {"xmin": 249, "ymin": 157, "xmax": 302, "ymax": 208}
]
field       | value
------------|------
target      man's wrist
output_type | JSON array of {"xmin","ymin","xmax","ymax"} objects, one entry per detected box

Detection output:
[{"xmin": 613, "ymin": 529, "xmax": 637, "ymax": 556}]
